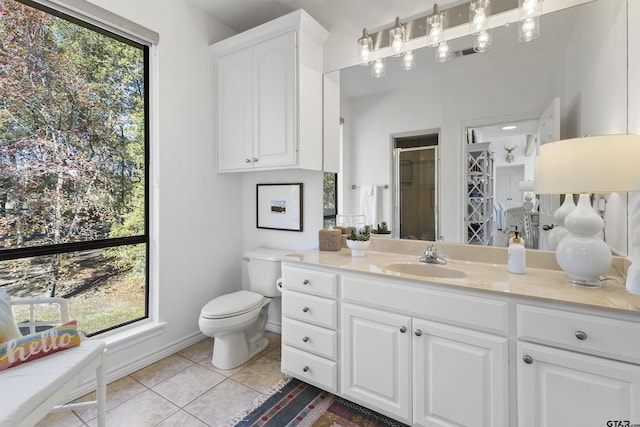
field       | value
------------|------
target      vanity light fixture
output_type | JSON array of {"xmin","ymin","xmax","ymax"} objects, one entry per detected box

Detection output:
[
  {"xmin": 358, "ymin": 28, "xmax": 373, "ymax": 65},
  {"xmin": 519, "ymin": 0, "xmax": 542, "ymax": 42},
  {"xmin": 389, "ymin": 17, "xmax": 406, "ymax": 57},
  {"xmin": 534, "ymin": 134, "xmax": 640, "ymax": 293},
  {"xmin": 427, "ymin": 4, "xmax": 446, "ymax": 47},
  {"xmin": 435, "ymin": 41, "xmax": 452, "ymax": 63},
  {"xmin": 371, "ymin": 58, "xmax": 386, "ymax": 78},
  {"xmin": 401, "ymin": 50, "xmax": 416, "ymax": 71}
]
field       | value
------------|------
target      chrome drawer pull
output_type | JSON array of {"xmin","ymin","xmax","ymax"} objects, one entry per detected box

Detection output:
[
  {"xmin": 302, "ymin": 336, "xmax": 310, "ymax": 343},
  {"xmin": 303, "ymin": 366, "xmax": 309, "ymax": 372},
  {"xmin": 303, "ymin": 279, "xmax": 309, "ymax": 285},
  {"xmin": 399, "ymin": 326, "xmax": 407, "ymax": 333},
  {"xmin": 523, "ymin": 355, "xmax": 534, "ymax": 364},
  {"xmin": 414, "ymin": 329, "xmax": 423, "ymax": 337},
  {"xmin": 302, "ymin": 306, "xmax": 309, "ymax": 313},
  {"xmin": 575, "ymin": 330, "xmax": 588, "ymax": 340}
]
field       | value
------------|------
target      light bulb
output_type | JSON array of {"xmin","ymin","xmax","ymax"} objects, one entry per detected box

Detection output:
[
  {"xmin": 357, "ymin": 28, "xmax": 373, "ymax": 65},
  {"xmin": 435, "ymin": 41, "xmax": 451, "ymax": 63},
  {"xmin": 389, "ymin": 17, "xmax": 405, "ymax": 57},
  {"xmin": 391, "ymin": 33, "xmax": 404, "ymax": 55},
  {"xmin": 371, "ymin": 58, "xmax": 385, "ymax": 78},
  {"xmin": 402, "ymin": 50, "xmax": 415, "ymax": 71},
  {"xmin": 518, "ymin": 0, "xmax": 541, "ymax": 42},
  {"xmin": 470, "ymin": 0, "xmax": 491, "ymax": 34},
  {"xmin": 474, "ymin": 30, "xmax": 491, "ymax": 52},
  {"xmin": 519, "ymin": 17, "xmax": 539, "ymax": 42},
  {"xmin": 360, "ymin": 45, "xmax": 371, "ymax": 64}
]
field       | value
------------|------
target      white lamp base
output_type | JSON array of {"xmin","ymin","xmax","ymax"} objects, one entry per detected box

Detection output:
[{"xmin": 555, "ymin": 194, "xmax": 612, "ymax": 287}]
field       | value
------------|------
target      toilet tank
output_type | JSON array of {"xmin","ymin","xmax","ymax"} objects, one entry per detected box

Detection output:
[{"xmin": 245, "ymin": 248, "xmax": 291, "ymax": 297}]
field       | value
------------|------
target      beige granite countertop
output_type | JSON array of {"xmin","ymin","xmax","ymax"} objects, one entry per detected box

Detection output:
[{"xmin": 282, "ymin": 239, "xmax": 640, "ymax": 314}]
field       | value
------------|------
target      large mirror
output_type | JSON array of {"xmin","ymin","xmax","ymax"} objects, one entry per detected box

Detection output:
[{"xmin": 335, "ymin": 0, "xmax": 628, "ymax": 253}]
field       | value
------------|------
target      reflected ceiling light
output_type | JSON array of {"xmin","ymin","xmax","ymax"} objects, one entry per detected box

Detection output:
[
  {"xmin": 427, "ymin": 4, "xmax": 446, "ymax": 47},
  {"xmin": 389, "ymin": 17, "xmax": 406, "ymax": 57},
  {"xmin": 358, "ymin": 28, "xmax": 373, "ymax": 65},
  {"xmin": 519, "ymin": 0, "xmax": 542, "ymax": 42},
  {"xmin": 502, "ymin": 125, "xmax": 517, "ymax": 130},
  {"xmin": 435, "ymin": 41, "xmax": 452, "ymax": 63},
  {"xmin": 371, "ymin": 58, "xmax": 386, "ymax": 78},
  {"xmin": 401, "ymin": 50, "xmax": 416, "ymax": 71}
]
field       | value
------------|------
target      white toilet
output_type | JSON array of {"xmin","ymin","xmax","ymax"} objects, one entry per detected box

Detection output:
[{"xmin": 199, "ymin": 248, "xmax": 288, "ymax": 369}]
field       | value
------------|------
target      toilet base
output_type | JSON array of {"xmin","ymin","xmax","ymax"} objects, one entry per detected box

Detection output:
[{"xmin": 212, "ymin": 334, "xmax": 269, "ymax": 370}]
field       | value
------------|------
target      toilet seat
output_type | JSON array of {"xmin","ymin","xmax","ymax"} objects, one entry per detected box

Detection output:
[{"xmin": 200, "ymin": 290, "xmax": 264, "ymax": 319}]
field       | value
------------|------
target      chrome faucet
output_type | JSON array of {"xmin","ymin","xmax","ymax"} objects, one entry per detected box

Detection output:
[{"xmin": 420, "ymin": 244, "xmax": 447, "ymax": 265}]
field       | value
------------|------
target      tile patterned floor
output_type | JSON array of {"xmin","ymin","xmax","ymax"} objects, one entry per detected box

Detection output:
[{"xmin": 36, "ymin": 332, "xmax": 286, "ymax": 427}]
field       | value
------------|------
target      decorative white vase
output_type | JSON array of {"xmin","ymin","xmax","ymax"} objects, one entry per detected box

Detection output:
[{"xmin": 346, "ymin": 239, "xmax": 370, "ymax": 256}]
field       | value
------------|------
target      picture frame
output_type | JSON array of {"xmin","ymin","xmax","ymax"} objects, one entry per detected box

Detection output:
[{"xmin": 256, "ymin": 183, "xmax": 303, "ymax": 232}]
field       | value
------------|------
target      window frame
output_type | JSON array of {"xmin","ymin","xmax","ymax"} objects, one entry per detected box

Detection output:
[{"xmin": 0, "ymin": 0, "xmax": 152, "ymax": 336}]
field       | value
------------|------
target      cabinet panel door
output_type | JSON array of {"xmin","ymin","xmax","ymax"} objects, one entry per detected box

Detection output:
[
  {"xmin": 253, "ymin": 31, "xmax": 296, "ymax": 168},
  {"xmin": 518, "ymin": 342, "xmax": 640, "ymax": 427},
  {"xmin": 341, "ymin": 303, "xmax": 411, "ymax": 423},
  {"xmin": 413, "ymin": 319, "xmax": 508, "ymax": 427},
  {"xmin": 216, "ymin": 47, "xmax": 253, "ymax": 171}
]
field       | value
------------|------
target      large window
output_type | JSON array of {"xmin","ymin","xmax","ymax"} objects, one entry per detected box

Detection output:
[{"xmin": 0, "ymin": 0, "xmax": 149, "ymax": 336}]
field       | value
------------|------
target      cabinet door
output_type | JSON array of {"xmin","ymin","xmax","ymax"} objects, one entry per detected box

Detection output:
[
  {"xmin": 413, "ymin": 319, "xmax": 508, "ymax": 427},
  {"xmin": 341, "ymin": 303, "xmax": 411, "ymax": 423},
  {"xmin": 518, "ymin": 342, "xmax": 640, "ymax": 426},
  {"xmin": 216, "ymin": 46, "xmax": 253, "ymax": 171},
  {"xmin": 253, "ymin": 31, "xmax": 296, "ymax": 169}
]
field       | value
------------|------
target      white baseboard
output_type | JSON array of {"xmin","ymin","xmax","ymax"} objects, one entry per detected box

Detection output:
[{"xmin": 266, "ymin": 320, "xmax": 281, "ymax": 334}]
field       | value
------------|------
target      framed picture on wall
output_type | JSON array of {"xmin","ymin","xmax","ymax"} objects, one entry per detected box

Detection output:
[{"xmin": 256, "ymin": 183, "xmax": 303, "ymax": 231}]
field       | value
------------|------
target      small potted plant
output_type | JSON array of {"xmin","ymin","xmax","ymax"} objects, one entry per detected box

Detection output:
[
  {"xmin": 371, "ymin": 221, "xmax": 392, "ymax": 239},
  {"xmin": 346, "ymin": 225, "xmax": 371, "ymax": 256}
]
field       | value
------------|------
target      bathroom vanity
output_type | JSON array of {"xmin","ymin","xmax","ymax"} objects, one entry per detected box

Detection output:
[{"xmin": 280, "ymin": 244, "xmax": 640, "ymax": 427}]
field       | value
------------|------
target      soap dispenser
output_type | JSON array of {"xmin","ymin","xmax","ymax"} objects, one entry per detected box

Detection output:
[{"xmin": 508, "ymin": 227, "xmax": 526, "ymax": 274}]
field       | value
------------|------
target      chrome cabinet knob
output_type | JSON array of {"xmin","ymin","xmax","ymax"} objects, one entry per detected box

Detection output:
[
  {"xmin": 575, "ymin": 330, "xmax": 588, "ymax": 340},
  {"xmin": 252, "ymin": 158, "xmax": 258, "ymax": 163},
  {"xmin": 523, "ymin": 354, "xmax": 534, "ymax": 364},
  {"xmin": 399, "ymin": 326, "xmax": 407, "ymax": 333},
  {"xmin": 302, "ymin": 366, "xmax": 309, "ymax": 372},
  {"xmin": 414, "ymin": 329, "xmax": 423, "ymax": 337},
  {"xmin": 303, "ymin": 279, "xmax": 309, "ymax": 285},
  {"xmin": 302, "ymin": 306, "xmax": 309, "ymax": 313},
  {"xmin": 245, "ymin": 158, "xmax": 251, "ymax": 163},
  {"xmin": 302, "ymin": 336, "xmax": 310, "ymax": 343}
]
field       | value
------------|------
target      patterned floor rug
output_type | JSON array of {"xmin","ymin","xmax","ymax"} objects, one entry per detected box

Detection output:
[{"xmin": 232, "ymin": 378, "xmax": 409, "ymax": 427}]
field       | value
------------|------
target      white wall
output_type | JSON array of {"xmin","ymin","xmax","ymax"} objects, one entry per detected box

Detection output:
[{"xmin": 86, "ymin": 0, "xmax": 244, "ymax": 378}]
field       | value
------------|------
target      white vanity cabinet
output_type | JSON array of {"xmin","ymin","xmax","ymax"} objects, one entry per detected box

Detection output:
[
  {"xmin": 341, "ymin": 274, "xmax": 509, "ymax": 427},
  {"xmin": 516, "ymin": 305, "xmax": 640, "ymax": 426},
  {"xmin": 212, "ymin": 10, "xmax": 328, "ymax": 172},
  {"xmin": 280, "ymin": 265, "xmax": 338, "ymax": 393}
]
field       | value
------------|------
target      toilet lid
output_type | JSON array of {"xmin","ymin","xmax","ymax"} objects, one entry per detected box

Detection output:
[{"xmin": 201, "ymin": 290, "xmax": 264, "ymax": 319}]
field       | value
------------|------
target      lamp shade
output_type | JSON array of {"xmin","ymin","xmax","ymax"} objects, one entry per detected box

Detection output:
[{"xmin": 534, "ymin": 135, "xmax": 640, "ymax": 194}]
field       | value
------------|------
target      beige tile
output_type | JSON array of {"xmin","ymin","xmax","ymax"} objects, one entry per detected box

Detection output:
[
  {"xmin": 35, "ymin": 410, "xmax": 84, "ymax": 427},
  {"xmin": 184, "ymin": 379, "xmax": 262, "ymax": 427},
  {"xmin": 263, "ymin": 332, "xmax": 281, "ymax": 360},
  {"xmin": 131, "ymin": 354, "xmax": 194, "ymax": 388},
  {"xmin": 178, "ymin": 338, "xmax": 213, "ymax": 363},
  {"xmin": 86, "ymin": 390, "xmax": 178, "ymax": 427},
  {"xmin": 152, "ymin": 364, "xmax": 226, "ymax": 407},
  {"xmin": 231, "ymin": 355, "xmax": 287, "ymax": 394},
  {"xmin": 74, "ymin": 375, "xmax": 147, "ymax": 422},
  {"xmin": 197, "ymin": 352, "xmax": 252, "ymax": 377},
  {"xmin": 156, "ymin": 410, "xmax": 208, "ymax": 427}
]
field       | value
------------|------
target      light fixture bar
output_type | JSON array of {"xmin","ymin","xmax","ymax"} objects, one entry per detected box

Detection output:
[{"xmin": 359, "ymin": 0, "xmax": 593, "ymax": 62}]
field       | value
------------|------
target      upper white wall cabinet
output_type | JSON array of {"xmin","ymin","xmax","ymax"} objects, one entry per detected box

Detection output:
[{"xmin": 212, "ymin": 10, "xmax": 329, "ymax": 172}]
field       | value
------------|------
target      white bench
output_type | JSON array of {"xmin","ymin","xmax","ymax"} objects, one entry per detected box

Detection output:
[{"xmin": 0, "ymin": 298, "xmax": 106, "ymax": 427}]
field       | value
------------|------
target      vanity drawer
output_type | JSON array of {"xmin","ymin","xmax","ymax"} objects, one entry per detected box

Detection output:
[
  {"xmin": 282, "ymin": 290, "xmax": 337, "ymax": 329},
  {"xmin": 282, "ymin": 266, "xmax": 337, "ymax": 298},
  {"xmin": 282, "ymin": 318, "xmax": 337, "ymax": 359},
  {"xmin": 281, "ymin": 345, "xmax": 337, "ymax": 393},
  {"xmin": 517, "ymin": 305, "xmax": 640, "ymax": 364}
]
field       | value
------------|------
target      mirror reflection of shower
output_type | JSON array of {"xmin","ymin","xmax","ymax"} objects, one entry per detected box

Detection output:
[{"xmin": 392, "ymin": 131, "xmax": 439, "ymax": 241}]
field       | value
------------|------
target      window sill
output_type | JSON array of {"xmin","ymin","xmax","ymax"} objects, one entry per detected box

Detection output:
[{"xmin": 94, "ymin": 320, "xmax": 167, "ymax": 353}]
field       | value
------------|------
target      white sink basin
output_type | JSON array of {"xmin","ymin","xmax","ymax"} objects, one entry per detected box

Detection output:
[{"xmin": 384, "ymin": 262, "xmax": 467, "ymax": 279}]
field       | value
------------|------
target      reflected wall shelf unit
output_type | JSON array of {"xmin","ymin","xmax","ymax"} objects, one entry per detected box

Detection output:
[{"xmin": 466, "ymin": 142, "xmax": 494, "ymax": 245}]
